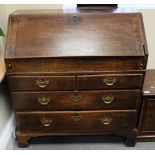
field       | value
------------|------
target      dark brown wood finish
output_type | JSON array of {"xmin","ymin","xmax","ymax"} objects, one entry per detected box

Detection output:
[
  {"xmin": 137, "ymin": 98, "xmax": 155, "ymax": 141},
  {"xmin": 5, "ymin": 11, "xmax": 145, "ymax": 59},
  {"xmin": 15, "ymin": 130, "xmax": 137, "ymax": 147},
  {"xmin": 77, "ymin": 74, "xmax": 143, "ymax": 90},
  {"xmin": 137, "ymin": 70, "xmax": 155, "ymax": 141},
  {"xmin": 11, "ymin": 90, "xmax": 140, "ymax": 111},
  {"xmin": 5, "ymin": 57, "xmax": 146, "ymax": 73},
  {"xmin": 8, "ymin": 75, "xmax": 75, "ymax": 91},
  {"xmin": 8, "ymin": 74, "xmax": 143, "ymax": 91},
  {"xmin": 5, "ymin": 8, "xmax": 148, "ymax": 147},
  {"xmin": 16, "ymin": 110, "xmax": 137, "ymax": 132},
  {"xmin": 139, "ymin": 100, "xmax": 155, "ymax": 132}
]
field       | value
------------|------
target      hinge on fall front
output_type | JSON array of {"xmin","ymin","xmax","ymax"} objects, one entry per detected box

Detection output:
[{"xmin": 142, "ymin": 44, "xmax": 148, "ymax": 55}]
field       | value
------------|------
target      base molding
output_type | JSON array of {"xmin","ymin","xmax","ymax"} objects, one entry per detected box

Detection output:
[
  {"xmin": 137, "ymin": 134, "xmax": 155, "ymax": 142},
  {"xmin": 15, "ymin": 130, "xmax": 137, "ymax": 148}
]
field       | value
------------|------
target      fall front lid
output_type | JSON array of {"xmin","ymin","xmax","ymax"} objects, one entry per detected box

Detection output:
[{"xmin": 6, "ymin": 9, "xmax": 146, "ymax": 58}]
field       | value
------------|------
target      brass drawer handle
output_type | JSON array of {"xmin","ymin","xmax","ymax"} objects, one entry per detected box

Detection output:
[
  {"xmin": 102, "ymin": 96, "xmax": 114, "ymax": 104},
  {"xmin": 41, "ymin": 119, "xmax": 52, "ymax": 127},
  {"xmin": 38, "ymin": 97, "xmax": 51, "ymax": 105},
  {"xmin": 70, "ymin": 95, "xmax": 82, "ymax": 102},
  {"xmin": 36, "ymin": 79, "xmax": 49, "ymax": 88},
  {"xmin": 103, "ymin": 78, "xmax": 117, "ymax": 86},
  {"xmin": 101, "ymin": 117, "xmax": 112, "ymax": 125},
  {"xmin": 71, "ymin": 115, "xmax": 81, "ymax": 121}
]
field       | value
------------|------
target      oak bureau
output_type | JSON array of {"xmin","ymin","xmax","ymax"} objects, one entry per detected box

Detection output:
[{"xmin": 5, "ymin": 7, "xmax": 148, "ymax": 147}]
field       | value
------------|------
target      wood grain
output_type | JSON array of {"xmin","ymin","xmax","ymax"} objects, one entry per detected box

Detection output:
[
  {"xmin": 5, "ymin": 57, "xmax": 146, "ymax": 73},
  {"xmin": 5, "ymin": 8, "xmax": 148, "ymax": 147},
  {"xmin": 11, "ymin": 90, "xmax": 140, "ymax": 111},
  {"xmin": 77, "ymin": 74, "xmax": 143, "ymax": 90},
  {"xmin": 8, "ymin": 75, "xmax": 75, "ymax": 91},
  {"xmin": 16, "ymin": 110, "xmax": 137, "ymax": 132},
  {"xmin": 6, "ymin": 11, "xmax": 145, "ymax": 59}
]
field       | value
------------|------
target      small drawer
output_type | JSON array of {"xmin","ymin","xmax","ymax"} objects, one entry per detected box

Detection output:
[
  {"xmin": 16, "ymin": 110, "xmax": 136, "ymax": 132},
  {"xmin": 77, "ymin": 74, "xmax": 143, "ymax": 90},
  {"xmin": 8, "ymin": 75, "xmax": 75, "ymax": 91},
  {"xmin": 12, "ymin": 90, "xmax": 140, "ymax": 111}
]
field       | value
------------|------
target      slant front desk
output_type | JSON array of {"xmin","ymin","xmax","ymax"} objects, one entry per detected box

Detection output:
[{"xmin": 5, "ymin": 8, "xmax": 148, "ymax": 147}]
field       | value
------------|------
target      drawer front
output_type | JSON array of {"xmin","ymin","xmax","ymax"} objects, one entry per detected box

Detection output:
[
  {"xmin": 5, "ymin": 57, "xmax": 145, "ymax": 73},
  {"xmin": 16, "ymin": 110, "xmax": 136, "ymax": 132},
  {"xmin": 8, "ymin": 76, "xmax": 75, "ymax": 91},
  {"xmin": 12, "ymin": 90, "xmax": 140, "ymax": 111},
  {"xmin": 77, "ymin": 74, "xmax": 143, "ymax": 90}
]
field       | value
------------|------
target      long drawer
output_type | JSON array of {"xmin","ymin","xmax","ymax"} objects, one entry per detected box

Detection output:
[
  {"xmin": 12, "ymin": 90, "xmax": 140, "ymax": 111},
  {"xmin": 77, "ymin": 74, "xmax": 143, "ymax": 90},
  {"xmin": 16, "ymin": 110, "xmax": 136, "ymax": 132},
  {"xmin": 8, "ymin": 75, "xmax": 75, "ymax": 91}
]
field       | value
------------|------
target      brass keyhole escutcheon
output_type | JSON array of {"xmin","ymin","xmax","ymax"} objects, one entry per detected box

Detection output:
[
  {"xmin": 41, "ymin": 119, "xmax": 53, "ymax": 127},
  {"xmin": 101, "ymin": 117, "xmax": 112, "ymax": 125},
  {"xmin": 71, "ymin": 115, "xmax": 81, "ymax": 121},
  {"xmin": 8, "ymin": 63, "xmax": 12, "ymax": 71},
  {"xmin": 36, "ymin": 79, "xmax": 49, "ymax": 88},
  {"xmin": 139, "ymin": 62, "xmax": 144, "ymax": 69},
  {"xmin": 70, "ymin": 95, "xmax": 82, "ymax": 102},
  {"xmin": 38, "ymin": 97, "xmax": 51, "ymax": 105},
  {"xmin": 103, "ymin": 78, "xmax": 117, "ymax": 86},
  {"xmin": 68, "ymin": 15, "xmax": 81, "ymax": 25},
  {"xmin": 102, "ymin": 96, "xmax": 114, "ymax": 104}
]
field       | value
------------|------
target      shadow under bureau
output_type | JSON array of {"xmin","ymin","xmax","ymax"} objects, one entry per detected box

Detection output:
[{"xmin": 5, "ymin": 8, "xmax": 148, "ymax": 147}]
